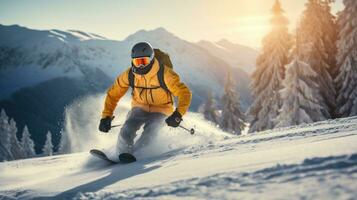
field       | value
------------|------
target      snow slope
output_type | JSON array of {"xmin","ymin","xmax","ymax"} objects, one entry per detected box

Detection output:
[{"xmin": 0, "ymin": 115, "xmax": 356, "ymax": 199}]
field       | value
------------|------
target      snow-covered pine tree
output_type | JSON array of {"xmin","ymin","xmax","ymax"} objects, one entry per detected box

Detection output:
[
  {"xmin": 276, "ymin": 26, "xmax": 329, "ymax": 127},
  {"xmin": 335, "ymin": 0, "xmax": 357, "ymax": 117},
  {"xmin": 0, "ymin": 109, "xmax": 13, "ymax": 161},
  {"xmin": 248, "ymin": 0, "xmax": 292, "ymax": 132},
  {"xmin": 275, "ymin": 57, "xmax": 328, "ymax": 127},
  {"xmin": 21, "ymin": 125, "xmax": 36, "ymax": 158},
  {"xmin": 220, "ymin": 72, "xmax": 245, "ymax": 135},
  {"xmin": 42, "ymin": 131, "xmax": 54, "ymax": 156},
  {"xmin": 299, "ymin": 0, "xmax": 336, "ymax": 119},
  {"xmin": 200, "ymin": 91, "xmax": 219, "ymax": 124},
  {"xmin": 8, "ymin": 119, "xmax": 26, "ymax": 159}
]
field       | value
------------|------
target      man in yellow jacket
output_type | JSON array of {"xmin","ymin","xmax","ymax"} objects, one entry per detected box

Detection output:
[{"xmin": 99, "ymin": 42, "xmax": 192, "ymax": 154}]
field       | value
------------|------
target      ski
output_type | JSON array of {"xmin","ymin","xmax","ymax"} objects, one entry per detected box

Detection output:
[{"xmin": 90, "ymin": 149, "xmax": 136, "ymax": 164}]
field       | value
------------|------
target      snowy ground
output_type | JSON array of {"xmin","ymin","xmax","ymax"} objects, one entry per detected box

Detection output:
[{"xmin": 0, "ymin": 115, "xmax": 356, "ymax": 199}]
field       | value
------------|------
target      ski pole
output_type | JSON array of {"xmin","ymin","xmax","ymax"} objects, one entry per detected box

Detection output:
[
  {"xmin": 179, "ymin": 125, "xmax": 195, "ymax": 135},
  {"xmin": 111, "ymin": 124, "xmax": 122, "ymax": 128},
  {"xmin": 112, "ymin": 124, "xmax": 195, "ymax": 135}
]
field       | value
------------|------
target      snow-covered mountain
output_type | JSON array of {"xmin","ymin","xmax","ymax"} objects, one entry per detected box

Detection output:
[
  {"xmin": 0, "ymin": 24, "xmax": 254, "ymax": 153},
  {"xmin": 0, "ymin": 24, "xmax": 117, "ymax": 98},
  {"xmin": 0, "ymin": 113, "xmax": 356, "ymax": 199},
  {"xmin": 197, "ymin": 39, "xmax": 259, "ymax": 74}
]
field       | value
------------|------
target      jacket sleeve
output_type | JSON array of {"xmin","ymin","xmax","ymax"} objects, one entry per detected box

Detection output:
[
  {"xmin": 101, "ymin": 69, "xmax": 130, "ymax": 118},
  {"xmin": 165, "ymin": 68, "xmax": 192, "ymax": 116}
]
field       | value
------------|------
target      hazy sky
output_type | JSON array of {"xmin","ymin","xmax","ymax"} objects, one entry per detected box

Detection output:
[{"xmin": 0, "ymin": 0, "xmax": 344, "ymax": 48}]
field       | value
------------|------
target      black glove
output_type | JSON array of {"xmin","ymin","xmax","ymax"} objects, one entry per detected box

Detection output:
[
  {"xmin": 165, "ymin": 110, "xmax": 182, "ymax": 128},
  {"xmin": 99, "ymin": 116, "xmax": 113, "ymax": 133}
]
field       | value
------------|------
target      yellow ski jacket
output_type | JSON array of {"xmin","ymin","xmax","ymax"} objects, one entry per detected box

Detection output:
[{"xmin": 102, "ymin": 58, "xmax": 192, "ymax": 118}]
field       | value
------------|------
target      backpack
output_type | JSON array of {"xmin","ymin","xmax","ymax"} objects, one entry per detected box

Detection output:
[
  {"xmin": 153, "ymin": 48, "xmax": 173, "ymax": 69},
  {"xmin": 128, "ymin": 48, "xmax": 173, "ymax": 103}
]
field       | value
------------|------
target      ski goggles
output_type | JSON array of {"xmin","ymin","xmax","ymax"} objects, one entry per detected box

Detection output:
[{"xmin": 132, "ymin": 55, "xmax": 153, "ymax": 68}]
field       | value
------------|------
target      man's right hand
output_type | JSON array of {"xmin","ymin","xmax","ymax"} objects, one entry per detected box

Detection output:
[{"xmin": 99, "ymin": 117, "xmax": 113, "ymax": 133}]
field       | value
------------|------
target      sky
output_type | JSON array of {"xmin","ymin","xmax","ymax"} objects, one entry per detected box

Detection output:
[{"xmin": 0, "ymin": 0, "xmax": 344, "ymax": 48}]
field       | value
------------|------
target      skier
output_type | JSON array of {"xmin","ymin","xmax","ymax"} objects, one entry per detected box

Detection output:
[{"xmin": 99, "ymin": 42, "xmax": 192, "ymax": 156}]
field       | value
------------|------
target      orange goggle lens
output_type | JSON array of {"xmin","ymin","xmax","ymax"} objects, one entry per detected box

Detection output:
[{"xmin": 132, "ymin": 57, "xmax": 151, "ymax": 67}]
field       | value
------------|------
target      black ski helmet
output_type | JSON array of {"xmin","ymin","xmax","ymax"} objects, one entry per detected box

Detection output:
[{"xmin": 131, "ymin": 42, "xmax": 154, "ymax": 58}]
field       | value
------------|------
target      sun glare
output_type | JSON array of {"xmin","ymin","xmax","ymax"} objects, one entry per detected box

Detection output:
[{"xmin": 232, "ymin": 15, "xmax": 270, "ymax": 47}]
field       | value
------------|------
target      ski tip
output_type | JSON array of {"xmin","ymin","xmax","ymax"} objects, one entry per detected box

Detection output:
[
  {"xmin": 90, "ymin": 149, "xmax": 104, "ymax": 155},
  {"xmin": 90, "ymin": 149, "xmax": 118, "ymax": 164}
]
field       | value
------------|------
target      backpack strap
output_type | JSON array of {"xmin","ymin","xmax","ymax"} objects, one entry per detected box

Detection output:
[
  {"xmin": 128, "ymin": 68, "xmax": 135, "ymax": 95},
  {"xmin": 157, "ymin": 62, "xmax": 173, "ymax": 104},
  {"xmin": 157, "ymin": 62, "xmax": 170, "ymax": 93}
]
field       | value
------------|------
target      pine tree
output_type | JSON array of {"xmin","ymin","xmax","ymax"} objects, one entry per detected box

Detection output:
[
  {"xmin": 335, "ymin": 0, "xmax": 357, "ymax": 117},
  {"xmin": 248, "ymin": 0, "xmax": 292, "ymax": 132},
  {"xmin": 320, "ymin": 0, "xmax": 338, "ymax": 80},
  {"xmin": 42, "ymin": 131, "xmax": 53, "ymax": 156},
  {"xmin": 21, "ymin": 125, "xmax": 36, "ymax": 158},
  {"xmin": 220, "ymin": 72, "xmax": 245, "ymax": 135},
  {"xmin": 200, "ymin": 91, "xmax": 219, "ymax": 124},
  {"xmin": 299, "ymin": 0, "xmax": 336, "ymax": 119},
  {"xmin": 276, "ymin": 25, "xmax": 330, "ymax": 128},
  {"xmin": 0, "ymin": 109, "xmax": 13, "ymax": 161},
  {"xmin": 8, "ymin": 119, "xmax": 26, "ymax": 159},
  {"xmin": 276, "ymin": 58, "xmax": 327, "ymax": 127}
]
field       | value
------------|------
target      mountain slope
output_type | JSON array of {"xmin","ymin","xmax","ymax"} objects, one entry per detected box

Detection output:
[
  {"xmin": 0, "ymin": 116, "xmax": 356, "ymax": 199},
  {"xmin": 0, "ymin": 24, "xmax": 115, "ymax": 98},
  {"xmin": 197, "ymin": 39, "xmax": 259, "ymax": 74}
]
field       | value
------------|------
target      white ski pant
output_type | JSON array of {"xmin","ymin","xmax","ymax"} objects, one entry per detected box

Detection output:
[{"xmin": 117, "ymin": 107, "xmax": 166, "ymax": 154}]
